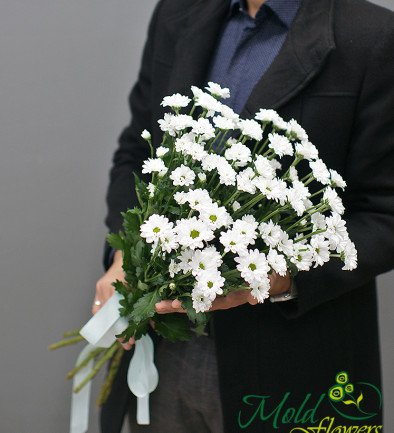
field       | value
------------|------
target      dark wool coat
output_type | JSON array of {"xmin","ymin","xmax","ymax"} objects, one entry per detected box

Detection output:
[{"xmin": 101, "ymin": 0, "xmax": 394, "ymax": 432}]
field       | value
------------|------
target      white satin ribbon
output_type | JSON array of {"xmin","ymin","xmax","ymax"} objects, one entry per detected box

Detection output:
[
  {"xmin": 127, "ymin": 332, "xmax": 159, "ymax": 424},
  {"xmin": 69, "ymin": 292, "xmax": 159, "ymax": 433}
]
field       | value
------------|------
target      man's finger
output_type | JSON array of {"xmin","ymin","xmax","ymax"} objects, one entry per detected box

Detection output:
[
  {"xmin": 118, "ymin": 336, "xmax": 135, "ymax": 351},
  {"xmin": 155, "ymin": 300, "xmax": 186, "ymax": 313}
]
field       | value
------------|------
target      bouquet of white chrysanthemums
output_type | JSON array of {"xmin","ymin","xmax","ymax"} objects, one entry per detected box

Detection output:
[
  {"xmin": 106, "ymin": 81, "xmax": 357, "ymax": 342},
  {"xmin": 50, "ymin": 82, "xmax": 357, "ymax": 406}
]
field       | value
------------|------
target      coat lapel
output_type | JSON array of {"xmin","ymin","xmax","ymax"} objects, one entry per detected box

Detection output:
[
  {"xmin": 167, "ymin": 0, "xmax": 335, "ymax": 115},
  {"xmin": 166, "ymin": 0, "xmax": 229, "ymax": 95},
  {"xmin": 243, "ymin": 0, "xmax": 336, "ymax": 116}
]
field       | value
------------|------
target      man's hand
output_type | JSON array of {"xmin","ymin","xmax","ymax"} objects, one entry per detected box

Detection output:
[
  {"xmin": 155, "ymin": 272, "xmax": 291, "ymax": 314},
  {"xmin": 92, "ymin": 250, "xmax": 135, "ymax": 350}
]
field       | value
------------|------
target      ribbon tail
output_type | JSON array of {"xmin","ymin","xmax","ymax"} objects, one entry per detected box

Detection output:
[
  {"xmin": 70, "ymin": 344, "xmax": 96, "ymax": 433},
  {"xmin": 136, "ymin": 394, "xmax": 150, "ymax": 425},
  {"xmin": 127, "ymin": 334, "xmax": 159, "ymax": 425}
]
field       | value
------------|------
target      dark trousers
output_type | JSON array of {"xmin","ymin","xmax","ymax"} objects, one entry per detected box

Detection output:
[{"xmin": 127, "ymin": 335, "xmax": 224, "ymax": 433}]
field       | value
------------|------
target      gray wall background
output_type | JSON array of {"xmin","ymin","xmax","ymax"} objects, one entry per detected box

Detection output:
[{"xmin": 0, "ymin": 1, "xmax": 392, "ymax": 432}]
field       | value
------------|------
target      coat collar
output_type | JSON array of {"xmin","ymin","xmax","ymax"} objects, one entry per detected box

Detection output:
[{"xmin": 166, "ymin": 0, "xmax": 336, "ymax": 115}]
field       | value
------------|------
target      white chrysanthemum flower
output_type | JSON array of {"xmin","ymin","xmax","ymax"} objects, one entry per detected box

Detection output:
[
  {"xmin": 178, "ymin": 249, "xmax": 194, "ymax": 273},
  {"xmin": 325, "ymin": 212, "xmax": 348, "ymax": 249},
  {"xmin": 254, "ymin": 109, "xmax": 283, "ymax": 125},
  {"xmin": 186, "ymin": 188, "xmax": 212, "ymax": 210},
  {"xmin": 287, "ymin": 193, "xmax": 306, "ymax": 216},
  {"xmin": 268, "ymin": 133, "xmax": 294, "ymax": 157},
  {"xmin": 190, "ymin": 247, "xmax": 223, "ymax": 276},
  {"xmin": 323, "ymin": 187, "xmax": 345, "ymax": 215},
  {"xmin": 174, "ymin": 191, "xmax": 188, "ymax": 205},
  {"xmin": 234, "ymin": 249, "xmax": 271, "ymax": 301},
  {"xmin": 295, "ymin": 140, "xmax": 319, "ymax": 161},
  {"xmin": 192, "ymin": 118, "xmax": 216, "ymax": 140},
  {"xmin": 219, "ymin": 229, "xmax": 248, "ymax": 254},
  {"xmin": 174, "ymin": 132, "xmax": 196, "ymax": 153},
  {"xmin": 311, "ymin": 212, "xmax": 326, "ymax": 230},
  {"xmin": 253, "ymin": 155, "xmax": 275, "ymax": 179},
  {"xmin": 259, "ymin": 220, "xmax": 284, "ymax": 248},
  {"xmin": 199, "ymin": 203, "xmax": 232, "ymax": 229},
  {"xmin": 238, "ymin": 119, "xmax": 263, "ymax": 141},
  {"xmin": 310, "ymin": 159, "xmax": 330, "ymax": 184},
  {"xmin": 237, "ymin": 167, "xmax": 257, "ymax": 194},
  {"xmin": 225, "ymin": 141, "xmax": 252, "ymax": 167},
  {"xmin": 232, "ymin": 201, "xmax": 241, "ymax": 211},
  {"xmin": 253, "ymin": 177, "xmax": 288, "ymax": 204},
  {"xmin": 160, "ymin": 230, "xmax": 179, "ymax": 253},
  {"xmin": 218, "ymin": 162, "xmax": 237, "ymax": 186},
  {"xmin": 170, "ymin": 164, "xmax": 196, "ymax": 186},
  {"xmin": 175, "ymin": 217, "xmax": 214, "ymax": 249},
  {"xmin": 338, "ymin": 239, "xmax": 358, "ymax": 270},
  {"xmin": 287, "ymin": 180, "xmax": 311, "ymax": 216},
  {"xmin": 287, "ymin": 118, "xmax": 308, "ymax": 141},
  {"xmin": 158, "ymin": 113, "xmax": 194, "ymax": 136},
  {"xmin": 140, "ymin": 214, "xmax": 174, "ymax": 244},
  {"xmin": 168, "ymin": 259, "xmax": 180, "ymax": 277},
  {"xmin": 205, "ymin": 82, "xmax": 230, "ymax": 99},
  {"xmin": 142, "ymin": 158, "xmax": 168, "ymax": 177},
  {"xmin": 156, "ymin": 146, "xmax": 169, "ymax": 157},
  {"xmin": 220, "ymin": 105, "xmax": 240, "ymax": 121},
  {"xmin": 141, "ymin": 129, "xmax": 151, "ymax": 140},
  {"xmin": 267, "ymin": 249, "xmax": 288, "ymax": 276},
  {"xmin": 269, "ymin": 159, "xmax": 282, "ymax": 172},
  {"xmin": 276, "ymin": 232, "xmax": 295, "ymax": 257},
  {"xmin": 330, "ymin": 169, "xmax": 347, "ymax": 190},
  {"xmin": 168, "ymin": 259, "xmax": 181, "ymax": 278},
  {"xmin": 232, "ymin": 215, "xmax": 258, "ymax": 244},
  {"xmin": 198, "ymin": 172, "xmax": 207, "ymax": 182},
  {"xmin": 201, "ymin": 154, "xmax": 220, "ymax": 172},
  {"xmin": 161, "ymin": 93, "xmax": 191, "ymax": 109},
  {"xmin": 183, "ymin": 142, "xmax": 208, "ymax": 162},
  {"xmin": 213, "ymin": 115, "xmax": 235, "ymax": 130},
  {"xmin": 191, "ymin": 86, "xmax": 222, "ymax": 115},
  {"xmin": 191, "ymin": 287, "xmax": 215, "ymax": 313},
  {"xmin": 169, "ymin": 114, "xmax": 193, "ymax": 132},
  {"xmin": 290, "ymin": 244, "xmax": 314, "ymax": 271},
  {"xmin": 147, "ymin": 182, "xmax": 155, "ymax": 198},
  {"xmin": 289, "ymin": 166, "xmax": 299, "ymax": 182},
  {"xmin": 195, "ymin": 270, "xmax": 225, "ymax": 296},
  {"xmin": 310, "ymin": 234, "xmax": 330, "ymax": 267}
]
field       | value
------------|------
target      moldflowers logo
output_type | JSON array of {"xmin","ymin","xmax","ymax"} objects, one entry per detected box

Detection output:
[{"xmin": 237, "ymin": 371, "xmax": 383, "ymax": 432}]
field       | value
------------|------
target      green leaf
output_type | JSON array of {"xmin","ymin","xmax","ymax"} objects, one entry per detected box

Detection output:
[
  {"xmin": 130, "ymin": 290, "xmax": 160, "ymax": 323},
  {"xmin": 154, "ymin": 314, "xmax": 194, "ymax": 342},
  {"xmin": 123, "ymin": 208, "xmax": 141, "ymax": 234},
  {"xmin": 137, "ymin": 280, "xmax": 149, "ymax": 291},
  {"xmin": 342, "ymin": 399, "xmax": 357, "ymax": 406},
  {"xmin": 134, "ymin": 320, "xmax": 150, "ymax": 340},
  {"xmin": 357, "ymin": 392, "xmax": 364, "ymax": 405},
  {"xmin": 116, "ymin": 322, "xmax": 137, "ymax": 340},
  {"xmin": 167, "ymin": 206, "xmax": 181, "ymax": 216},
  {"xmin": 106, "ymin": 233, "xmax": 124, "ymax": 250}
]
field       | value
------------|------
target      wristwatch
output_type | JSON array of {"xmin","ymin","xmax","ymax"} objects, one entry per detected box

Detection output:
[{"xmin": 269, "ymin": 278, "xmax": 298, "ymax": 303}]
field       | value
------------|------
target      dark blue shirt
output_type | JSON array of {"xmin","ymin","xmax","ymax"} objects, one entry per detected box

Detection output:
[{"xmin": 208, "ymin": 0, "xmax": 301, "ymax": 114}]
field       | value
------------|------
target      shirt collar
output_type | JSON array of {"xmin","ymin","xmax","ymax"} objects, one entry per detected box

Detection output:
[{"xmin": 229, "ymin": 0, "xmax": 301, "ymax": 29}]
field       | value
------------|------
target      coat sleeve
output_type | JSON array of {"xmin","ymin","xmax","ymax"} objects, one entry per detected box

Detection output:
[
  {"xmin": 103, "ymin": 1, "xmax": 163, "ymax": 269},
  {"xmin": 277, "ymin": 25, "xmax": 394, "ymax": 318}
]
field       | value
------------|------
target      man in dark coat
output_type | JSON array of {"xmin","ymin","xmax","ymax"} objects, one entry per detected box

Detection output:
[{"xmin": 94, "ymin": 0, "xmax": 394, "ymax": 432}]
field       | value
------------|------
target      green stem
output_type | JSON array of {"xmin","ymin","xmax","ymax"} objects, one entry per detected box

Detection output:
[
  {"xmin": 73, "ymin": 343, "xmax": 119, "ymax": 393},
  {"xmin": 96, "ymin": 345, "xmax": 124, "ymax": 406},
  {"xmin": 294, "ymin": 229, "xmax": 325, "ymax": 243},
  {"xmin": 48, "ymin": 335, "xmax": 84, "ymax": 350},
  {"xmin": 63, "ymin": 328, "xmax": 82, "ymax": 338},
  {"xmin": 67, "ymin": 347, "xmax": 104, "ymax": 379}
]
